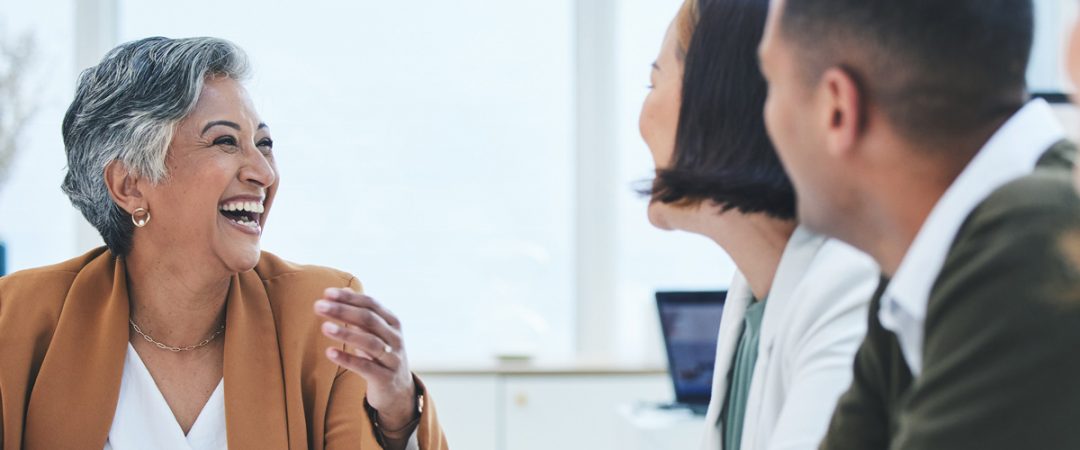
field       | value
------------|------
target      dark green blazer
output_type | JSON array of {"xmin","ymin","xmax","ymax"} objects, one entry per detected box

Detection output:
[{"xmin": 820, "ymin": 141, "xmax": 1080, "ymax": 450}]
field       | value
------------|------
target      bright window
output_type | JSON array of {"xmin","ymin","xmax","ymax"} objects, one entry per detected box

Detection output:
[
  {"xmin": 117, "ymin": 0, "xmax": 577, "ymax": 365},
  {"xmin": 0, "ymin": 0, "xmax": 1076, "ymax": 366}
]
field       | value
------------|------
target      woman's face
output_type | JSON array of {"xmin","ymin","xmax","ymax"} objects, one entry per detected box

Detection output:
[
  {"xmin": 138, "ymin": 76, "xmax": 278, "ymax": 274},
  {"xmin": 639, "ymin": 18, "xmax": 685, "ymax": 230}
]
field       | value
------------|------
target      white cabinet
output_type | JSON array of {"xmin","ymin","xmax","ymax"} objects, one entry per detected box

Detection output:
[
  {"xmin": 420, "ymin": 369, "xmax": 674, "ymax": 450},
  {"xmin": 421, "ymin": 375, "xmax": 501, "ymax": 450},
  {"xmin": 503, "ymin": 375, "xmax": 671, "ymax": 450}
]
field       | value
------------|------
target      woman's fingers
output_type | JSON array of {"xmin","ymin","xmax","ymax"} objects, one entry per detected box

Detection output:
[
  {"xmin": 314, "ymin": 289, "xmax": 418, "ymax": 428},
  {"xmin": 320, "ymin": 322, "xmax": 402, "ymax": 370},
  {"xmin": 326, "ymin": 347, "xmax": 395, "ymax": 380},
  {"xmin": 323, "ymin": 288, "xmax": 401, "ymax": 329},
  {"xmin": 314, "ymin": 298, "xmax": 403, "ymax": 349}
]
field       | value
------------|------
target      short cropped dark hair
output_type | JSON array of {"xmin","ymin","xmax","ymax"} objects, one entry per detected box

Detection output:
[
  {"xmin": 779, "ymin": 0, "xmax": 1033, "ymax": 141},
  {"xmin": 651, "ymin": 0, "xmax": 796, "ymax": 220}
]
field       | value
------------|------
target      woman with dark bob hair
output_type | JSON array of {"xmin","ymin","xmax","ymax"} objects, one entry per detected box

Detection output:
[
  {"xmin": 639, "ymin": 0, "xmax": 878, "ymax": 448},
  {"xmin": 0, "ymin": 37, "xmax": 446, "ymax": 449}
]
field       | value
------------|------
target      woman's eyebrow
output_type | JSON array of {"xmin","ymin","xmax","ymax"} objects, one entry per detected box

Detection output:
[{"xmin": 201, "ymin": 120, "xmax": 242, "ymax": 136}]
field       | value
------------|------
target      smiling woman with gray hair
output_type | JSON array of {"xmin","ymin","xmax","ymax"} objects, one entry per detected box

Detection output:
[{"xmin": 0, "ymin": 36, "xmax": 447, "ymax": 450}]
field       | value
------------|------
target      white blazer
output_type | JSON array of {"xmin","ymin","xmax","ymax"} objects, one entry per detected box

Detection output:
[{"xmin": 701, "ymin": 226, "xmax": 879, "ymax": 450}]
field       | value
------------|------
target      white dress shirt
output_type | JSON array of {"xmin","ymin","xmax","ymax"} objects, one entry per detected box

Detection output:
[
  {"xmin": 702, "ymin": 226, "xmax": 879, "ymax": 450},
  {"xmin": 104, "ymin": 344, "xmax": 227, "ymax": 450},
  {"xmin": 878, "ymin": 98, "xmax": 1066, "ymax": 376}
]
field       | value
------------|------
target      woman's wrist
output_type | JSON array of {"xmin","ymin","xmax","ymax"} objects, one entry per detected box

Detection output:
[
  {"xmin": 372, "ymin": 390, "xmax": 419, "ymax": 432},
  {"xmin": 364, "ymin": 380, "xmax": 424, "ymax": 446}
]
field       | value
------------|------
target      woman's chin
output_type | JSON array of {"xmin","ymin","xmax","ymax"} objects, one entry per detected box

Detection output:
[
  {"xmin": 647, "ymin": 202, "xmax": 676, "ymax": 231},
  {"xmin": 221, "ymin": 247, "xmax": 262, "ymax": 273}
]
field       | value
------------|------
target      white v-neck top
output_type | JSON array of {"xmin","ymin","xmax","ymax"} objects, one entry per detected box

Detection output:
[{"xmin": 103, "ymin": 344, "xmax": 227, "ymax": 450}]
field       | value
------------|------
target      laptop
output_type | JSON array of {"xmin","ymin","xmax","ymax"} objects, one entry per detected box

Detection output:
[{"xmin": 656, "ymin": 290, "xmax": 727, "ymax": 415}]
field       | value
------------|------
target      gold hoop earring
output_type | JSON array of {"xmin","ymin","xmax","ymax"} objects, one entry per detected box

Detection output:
[{"xmin": 132, "ymin": 208, "xmax": 151, "ymax": 228}]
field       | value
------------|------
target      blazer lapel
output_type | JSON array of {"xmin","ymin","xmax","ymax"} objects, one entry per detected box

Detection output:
[
  {"xmin": 223, "ymin": 270, "xmax": 290, "ymax": 449},
  {"xmin": 23, "ymin": 253, "xmax": 129, "ymax": 450},
  {"xmin": 757, "ymin": 227, "xmax": 827, "ymax": 357},
  {"xmin": 740, "ymin": 227, "xmax": 827, "ymax": 450},
  {"xmin": 702, "ymin": 272, "xmax": 753, "ymax": 449}
]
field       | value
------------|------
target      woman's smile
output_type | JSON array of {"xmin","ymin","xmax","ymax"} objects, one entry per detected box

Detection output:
[{"xmin": 218, "ymin": 195, "xmax": 266, "ymax": 235}]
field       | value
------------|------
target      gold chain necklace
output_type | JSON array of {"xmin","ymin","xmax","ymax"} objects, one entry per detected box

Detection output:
[{"xmin": 129, "ymin": 319, "xmax": 226, "ymax": 352}]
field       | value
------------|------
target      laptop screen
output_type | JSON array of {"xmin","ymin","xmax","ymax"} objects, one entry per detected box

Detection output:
[{"xmin": 656, "ymin": 291, "xmax": 727, "ymax": 405}]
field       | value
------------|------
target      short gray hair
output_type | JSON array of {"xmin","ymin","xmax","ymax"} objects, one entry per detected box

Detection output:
[{"xmin": 61, "ymin": 36, "xmax": 250, "ymax": 255}]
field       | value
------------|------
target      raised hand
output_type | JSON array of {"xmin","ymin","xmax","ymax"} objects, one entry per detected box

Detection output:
[{"xmin": 314, "ymin": 288, "xmax": 418, "ymax": 434}]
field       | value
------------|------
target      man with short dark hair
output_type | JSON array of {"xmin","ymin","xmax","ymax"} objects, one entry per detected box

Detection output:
[{"xmin": 757, "ymin": 0, "xmax": 1080, "ymax": 448}]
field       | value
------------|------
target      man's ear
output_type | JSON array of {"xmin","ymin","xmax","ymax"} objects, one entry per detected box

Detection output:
[
  {"xmin": 104, "ymin": 161, "xmax": 145, "ymax": 214},
  {"xmin": 819, "ymin": 67, "xmax": 866, "ymax": 159}
]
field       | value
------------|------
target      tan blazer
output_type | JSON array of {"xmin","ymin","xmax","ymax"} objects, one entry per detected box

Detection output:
[{"xmin": 0, "ymin": 247, "xmax": 447, "ymax": 449}]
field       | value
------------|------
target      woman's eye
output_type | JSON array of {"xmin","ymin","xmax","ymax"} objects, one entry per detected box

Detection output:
[
  {"xmin": 213, "ymin": 136, "xmax": 238, "ymax": 147},
  {"xmin": 257, "ymin": 138, "xmax": 274, "ymax": 154}
]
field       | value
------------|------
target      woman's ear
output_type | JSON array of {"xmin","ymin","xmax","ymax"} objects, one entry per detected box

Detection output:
[{"xmin": 104, "ymin": 161, "xmax": 145, "ymax": 214}]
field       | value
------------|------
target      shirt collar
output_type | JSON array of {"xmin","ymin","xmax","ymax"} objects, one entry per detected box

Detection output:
[{"xmin": 883, "ymin": 98, "xmax": 1065, "ymax": 324}]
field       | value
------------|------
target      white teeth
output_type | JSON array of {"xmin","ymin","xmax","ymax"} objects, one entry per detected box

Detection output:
[
  {"xmin": 218, "ymin": 199, "xmax": 264, "ymax": 232},
  {"xmin": 224, "ymin": 213, "xmax": 260, "ymax": 229},
  {"xmin": 218, "ymin": 200, "xmax": 265, "ymax": 214}
]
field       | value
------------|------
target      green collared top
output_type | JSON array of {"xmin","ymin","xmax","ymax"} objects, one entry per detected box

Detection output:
[{"xmin": 722, "ymin": 298, "xmax": 767, "ymax": 450}]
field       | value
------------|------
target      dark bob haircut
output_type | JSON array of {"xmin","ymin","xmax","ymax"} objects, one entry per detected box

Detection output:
[{"xmin": 650, "ymin": 0, "xmax": 796, "ymax": 220}]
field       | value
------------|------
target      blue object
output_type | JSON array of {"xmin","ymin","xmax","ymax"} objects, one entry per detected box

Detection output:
[{"xmin": 0, "ymin": 240, "xmax": 6, "ymax": 277}]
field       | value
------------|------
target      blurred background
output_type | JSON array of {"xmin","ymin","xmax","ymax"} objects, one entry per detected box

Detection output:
[{"xmin": 0, "ymin": 1, "xmax": 1076, "ymax": 448}]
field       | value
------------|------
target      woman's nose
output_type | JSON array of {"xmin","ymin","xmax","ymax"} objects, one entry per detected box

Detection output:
[{"xmin": 240, "ymin": 145, "xmax": 277, "ymax": 188}]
